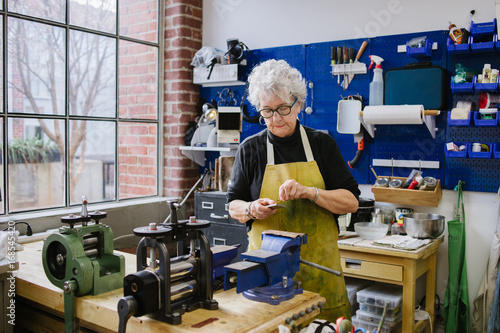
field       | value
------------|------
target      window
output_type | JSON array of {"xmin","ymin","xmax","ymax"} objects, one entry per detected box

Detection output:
[{"xmin": 2, "ymin": 0, "xmax": 161, "ymax": 213}]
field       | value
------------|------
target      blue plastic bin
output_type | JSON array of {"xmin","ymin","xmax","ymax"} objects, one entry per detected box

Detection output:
[
  {"xmin": 447, "ymin": 37, "xmax": 471, "ymax": 54},
  {"xmin": 448, "ymin": 110, "xmax": 473, "ymax": 126},
  {"xmin": 451, "ymin": 76, "xmax": 474, "ymax": 94},
  {"xmin": 493, "ymin": 143, "xmax": 500, "ymax": 159},
  {"xmin": 445, "ymin": 143, "xmax": 467, "ymax": 158},
  {"xmin": 474, "ymin": 111, "xmax": 498, "ymax": 127},
  {"xmin": 406, "ymin": 38, "xmax": 433, "ymax": 58},
  {"xmin": 474, "ymin": 75, "xmax": 499, "ymax": 92},
  {"xmin": 471, "ymin": 19, "xmax": 497, "ymax": 37},
  {"xmin": 467, "ymin": 143, "xmax": 492, "ymax": 158}
]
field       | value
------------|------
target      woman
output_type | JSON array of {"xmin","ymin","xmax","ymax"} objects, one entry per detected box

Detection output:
[{"xmin": 227, "ymin": 59, "xmax": 360, "ymax": 321}]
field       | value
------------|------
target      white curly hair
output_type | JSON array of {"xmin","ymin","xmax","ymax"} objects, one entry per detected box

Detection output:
[{"xmin": 247, "ymin": 59, "xmax": 307, "ymax": 110}]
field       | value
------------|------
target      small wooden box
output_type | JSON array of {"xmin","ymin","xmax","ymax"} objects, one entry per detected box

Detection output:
[{"xmin": 372, "ymin": 177, "xmax": 442, "ymax": 207}]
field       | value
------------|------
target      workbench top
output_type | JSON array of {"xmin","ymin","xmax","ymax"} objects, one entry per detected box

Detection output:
[{"xmin": 16, "ymin": 241, "xmax": 325, "ymax": 333}]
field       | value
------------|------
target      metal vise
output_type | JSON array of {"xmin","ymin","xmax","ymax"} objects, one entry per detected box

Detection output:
[
  {"xmin": 117, "ymin": 201, "xmax": 219, "ymax": 333},
  {"xmin": 223, "ymin": 230, "xmax": 307, "ymax": 305},
  {"xmin": 42, "ymin": 196, "xmax": 125, "ymax": 333}
]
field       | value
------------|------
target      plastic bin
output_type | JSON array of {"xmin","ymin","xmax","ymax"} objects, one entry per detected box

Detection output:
[
  {"xmin": 448, "ymin": 110, "xmax": 473, "ymax": 126},
  {"xmin": 470, "ymin": 34, "xmax": 497, "ymax": 52},
  {"xmin": 447, "ymin": 37, "xmax": 470, "ymax": 54},
  {"xmin": 345, "ymin": 278, "xmax": 374, "ymax": 315},
  {"xmin": 451, "ymin": 77, "xmax": 474, "ymax": 94},
  {"xmin": 471, "ymin": 19, "xmax": 497, "ymax": 37},
  {"xmin": 474, "ymin": 75, "xmax": 499, "ymax": 92},
  {"xmin": 445, "ymin": 142, "xmax": 467, "ymax": 158},
  {"xmin": 359, "ymin": 302, "xmax": 401, "ymax": 318},
  {"xmin": 468, "ymin": 143, "xmax": 492, "ymax": 158},
  {"xmin": 406, "ymin": 38, "xmax": 433, "ymax": 58},
  {"xmin": 356, "ymin": 309, "xmax": 402, "ymax": 323},
  {"xmin": 493, "ymin": 143, "xmax": 500, "ymax": 159},
  {"xmin": 352, "ymin": 315, "xmax": 402, "ymax": 333},
  {"xmin": 356, "ymin": 284, "xmax": 403, "ymax": 310},
  {"xmin": 474, "ymin": 111, "xmax": 498, "ymax": 127}
]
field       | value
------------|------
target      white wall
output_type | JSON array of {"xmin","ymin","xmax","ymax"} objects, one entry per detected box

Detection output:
[
  {"xmin": 204, "ymin": 0, "xmax": 496, "ymax": 50},
  {"xmin": 204, "ymin": 0, "xmax": 500, "ymax": 324}
]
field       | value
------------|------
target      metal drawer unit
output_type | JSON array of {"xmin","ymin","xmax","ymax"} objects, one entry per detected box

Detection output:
[{"xmin": 194, "ymin": 191, "xmax": 248, "ymax": 261}]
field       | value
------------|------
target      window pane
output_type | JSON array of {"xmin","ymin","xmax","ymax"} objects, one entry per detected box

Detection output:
[
  {"xmin": 8, "ymin": 118, "xmax": 65, "ymax": 212},
  {"xmin": 119, "ymin": 41, "xmax": 158, "ymax": 120},
  {"xmin": 9, "ymin": 0, "xmax": 65, "ymax": 23},
  {"xmin": 118, "ymin": 122, "xmax": 157, "ymax": 199},
  {"xmin": 69, "ymin": 30, "xmax": 116, "ymax": 118},
  {"xmin": 119, "ymin": 0, "xmax": 158, "ymax": 43},
  {"xmin": 0, "ymin": 16, "xmax": 3, "ymax": 114},
  {"xmin": 70, "ymin": 0, "xmax": 116, "ymax": 34},
  {"xmin": 69, "ymin": 120, "xmax": 116, "ymax": 204},
  {"xmin": 8, "ymin": 18, "xmax": 66, "ymax": 116},
  {"xmin": 0, "ymin": 119, "xmax": 3, "ymax": 214}
]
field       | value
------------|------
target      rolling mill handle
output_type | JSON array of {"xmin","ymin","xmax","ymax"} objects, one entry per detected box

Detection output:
[{"xmin": 300, "ymin": 258, "xmax": 342, "ymax": 276}]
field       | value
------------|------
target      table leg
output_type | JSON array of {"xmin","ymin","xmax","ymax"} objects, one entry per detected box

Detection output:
[
  {"xmin": 425, "ymin": 252, "xmax": 437, "ymax": 333},
  {"xmin": 403, "ymin": 258, "xmax": 417, "ymax": 333}
]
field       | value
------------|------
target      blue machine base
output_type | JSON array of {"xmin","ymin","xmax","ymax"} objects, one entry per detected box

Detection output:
[{"xmin": 242, "ymin": 283, "xmax": 303, "ymax": 305}]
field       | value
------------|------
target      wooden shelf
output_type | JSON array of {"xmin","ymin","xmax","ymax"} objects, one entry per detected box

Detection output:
[
  {"xmin": 179, "ymin": 146, "xmax": 237, "ymax": 166},
  {"xmin": 372, "ymin": 177, "xmax": 442, "ymax": 207}
]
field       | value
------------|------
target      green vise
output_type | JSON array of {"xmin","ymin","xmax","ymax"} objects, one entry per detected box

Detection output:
[{"xmin": 42, "ymin": 196, "xmax": 125, "ymax": 333}]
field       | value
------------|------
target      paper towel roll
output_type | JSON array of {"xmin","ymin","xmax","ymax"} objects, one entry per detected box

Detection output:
[{"xmin": 363, "ymin": 105, "xmax": 424, "ymax": 125}]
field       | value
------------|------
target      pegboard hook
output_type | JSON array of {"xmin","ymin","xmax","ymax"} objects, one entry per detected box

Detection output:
[{"xmin": 391, "ymin": 158, "xmax": 394, "ymax": 177}]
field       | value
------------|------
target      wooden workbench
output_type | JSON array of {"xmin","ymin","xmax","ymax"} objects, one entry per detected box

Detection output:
[
  {"xmin": 16, "ymin": 241, "xmax": 325, "ymax": 333},
  {"xmin": 339, "ymin": 236, "xmax": 444, "ymax": 333}
]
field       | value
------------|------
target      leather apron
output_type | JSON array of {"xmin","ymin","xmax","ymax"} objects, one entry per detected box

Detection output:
[{"xmin": 248, "ymin": 126, "xmax": 351, "ymax": 321}]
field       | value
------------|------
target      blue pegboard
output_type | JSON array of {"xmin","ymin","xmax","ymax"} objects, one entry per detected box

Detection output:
[{"xmin": 198, "ymin": 30, "xmax": 499, "ymax": 193}]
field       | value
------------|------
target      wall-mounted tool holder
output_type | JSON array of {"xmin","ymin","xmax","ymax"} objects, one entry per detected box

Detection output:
[
  {"xmin": 331, "ymin": 62, "xmax": 367, "ymax": 89},
  {"xmin": 359, "ymin": 105, "xmax": 440, "ymax": 138}
]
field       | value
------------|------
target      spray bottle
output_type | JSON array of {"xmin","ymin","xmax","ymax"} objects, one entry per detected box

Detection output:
[{"xmin": 369, "ymin": 55, "xmax": 384, "ymax": 106}]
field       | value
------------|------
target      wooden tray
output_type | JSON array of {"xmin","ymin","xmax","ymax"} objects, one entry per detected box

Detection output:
[{"xmin": 372, "ymin": 177, "xmax": 442, "ymax": 207}]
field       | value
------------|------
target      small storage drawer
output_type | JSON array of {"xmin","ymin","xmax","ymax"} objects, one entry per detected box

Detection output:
[
  {"xmin": 204, "ymin": 222, "xmax": 248, "ymax": 261},
  {"xmin": 195, "ymin": 191, "xmax": 239, "ymax": 225},
  {"xmin": 341, "ymin": 258, "xmax": 403, "ymax": 282}
]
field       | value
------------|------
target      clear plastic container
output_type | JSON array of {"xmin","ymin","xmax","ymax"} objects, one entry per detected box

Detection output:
[
  {"xmin": 345, "ymin": 278, "xmax": 373, "ymax": 315},
  {"xmin": 356, "ymin": 283, "xmax": 403, "ymax": 310},
  {"xmin": 352, "ymin": 315, "xmax": 402, "ymax": 333},
  {"xmin": 356, "ymin": 309, "xmax": 402, "ymax": 323},
  {"xmin": 359, "ymin": 302, "xmax": 401, "ymax": 318}
]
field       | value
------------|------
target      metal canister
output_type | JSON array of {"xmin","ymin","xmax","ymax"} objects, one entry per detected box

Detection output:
[
  {"xmin": 388, "ymin": 179, "xmax": 403, "ymax": 188},
  {"xmin": 375, "ymin": 177, "xmax": 389, "ymax": 187},
  {"xmin": 420, "ymin": 177, "xmax": 438, "ymax": 191}
]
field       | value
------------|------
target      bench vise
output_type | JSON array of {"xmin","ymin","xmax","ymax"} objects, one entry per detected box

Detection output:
[{"xmin": 223, "ymin": 230, "xmax": 307, "ymax": 305}]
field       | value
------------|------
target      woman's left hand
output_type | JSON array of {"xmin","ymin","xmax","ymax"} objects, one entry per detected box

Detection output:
[{"xmin": 279, "ymin": 179, "xmax": 315, "ymax": 201}]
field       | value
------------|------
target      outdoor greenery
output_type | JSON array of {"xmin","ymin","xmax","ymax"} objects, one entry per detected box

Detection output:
[{"xmin": 6, "ymin": 136, "xmax": 60, "ymax": 164}]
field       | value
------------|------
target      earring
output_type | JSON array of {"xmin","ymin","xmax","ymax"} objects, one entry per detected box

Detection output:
[
  {"xmin": 297, "ymin": 111, "xmax": 303, "ymax": 122},
  {"xmin": 259, "ymin": 116, "xmax": 266, "ymax": 126}
]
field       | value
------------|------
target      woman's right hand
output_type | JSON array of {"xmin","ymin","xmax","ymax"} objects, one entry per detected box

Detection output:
[{"xmin": 250, "ymin": 198, "xmax": 279, "ymax": 220}]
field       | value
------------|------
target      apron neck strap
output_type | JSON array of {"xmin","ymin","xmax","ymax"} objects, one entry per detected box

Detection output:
[{"xmin": 267, "ymin": 125, "xmax": 314, "ymax": 165}]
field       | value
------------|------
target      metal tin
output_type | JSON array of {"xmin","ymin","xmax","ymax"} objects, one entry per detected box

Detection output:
[
  {"xmin": 420, "ymin": 176, "xmax": 437, "ymax": 191},
  {"xmin": 374, "ymin": 177, "xmax": 389, "ymax": 187},
  {"xmin": 388, "ymin": 179, "xmax": 403, "ymax": 188}
]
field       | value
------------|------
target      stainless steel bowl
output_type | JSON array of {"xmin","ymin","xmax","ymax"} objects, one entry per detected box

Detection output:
[{"xmin": 403, "ymin": 213, "xmax": 445, "ymax": 239}]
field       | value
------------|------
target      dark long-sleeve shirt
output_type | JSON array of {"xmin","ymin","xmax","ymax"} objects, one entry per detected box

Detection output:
[{"xmin": 227, "ymin": 123, "xmax": 360, "ymax": 224}]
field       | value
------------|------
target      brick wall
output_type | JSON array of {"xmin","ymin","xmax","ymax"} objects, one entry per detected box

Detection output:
[{"xmin": 163, "ymin": 0, "xmax": 203, "ymax": 214}]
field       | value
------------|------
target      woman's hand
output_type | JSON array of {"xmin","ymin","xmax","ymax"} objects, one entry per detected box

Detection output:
[
  {"xmin": 279, "ymin": 179, "xmax": 316, "ymax": 201},
  {"xmin": 250, "ymin": 198, "xmax": 279, "ymax": 220}
]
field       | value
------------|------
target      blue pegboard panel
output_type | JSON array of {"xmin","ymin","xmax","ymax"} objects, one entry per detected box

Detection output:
[
  {"xmin": 197, "ymin": 30, "xmax": 498, "ymax": 193},
  {"xmin": 445, "ymin": 49, "xmax": 500, "ymax": 192}
]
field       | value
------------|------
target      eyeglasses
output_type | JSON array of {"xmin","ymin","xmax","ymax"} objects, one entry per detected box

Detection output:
[{"xmin": 258, "ymin": 98, "xmax": 297, "ymax": 119}]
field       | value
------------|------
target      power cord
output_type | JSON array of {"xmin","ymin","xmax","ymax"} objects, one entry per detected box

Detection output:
[
  {"xmin": 415, "ymin": 305, "xmax": 432, "ymax": 333},
  {"xmin": 2, "ymin": 221, "xmax": 33, "ymax": 236}
]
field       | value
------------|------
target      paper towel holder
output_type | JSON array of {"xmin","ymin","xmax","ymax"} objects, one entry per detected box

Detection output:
[{"xmin": 359, "ymin": 106, "xmax": 440, "ymax": 138}]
